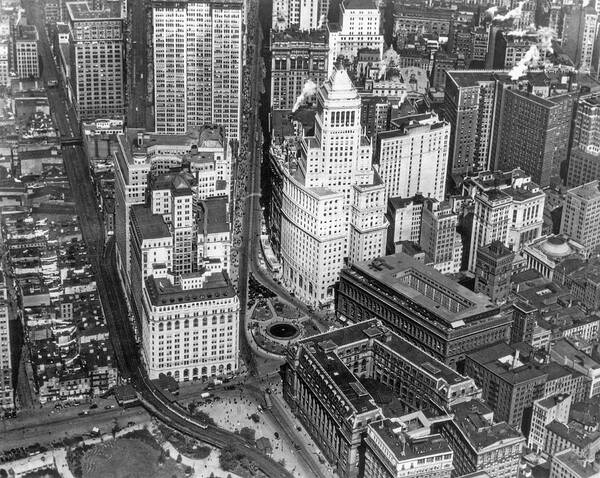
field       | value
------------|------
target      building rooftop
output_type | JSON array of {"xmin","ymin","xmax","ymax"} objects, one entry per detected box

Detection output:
[
  {"xmin": 199, "ymin": 197, "xmax": 229, "ymax": 234},
  {"xmin": 347, "ymin": 253, "xmax": 499, "ymax": 326},
  {"xmin": 271, "ymin": 28, "xmax": 328, "ymax": 44},
  {"xmin": 145, "ymin": 272, "xmax": 236, "ymax": 306},
  {"xmin": 15, "ymin": 24, "xmax": 38, "ymax": 41},
  {"xmin": 371, "ymin": 419, "xmax": 451, "ymax": 461},
  {"xmin": 130, "ymin": 205, "xmax": 170, "ymax": 240},
  {"xmin": 567, "ymin": 181, "xmax": 600, "ymax": 201},
  {"xmin": 67, "ymin": 0, "xmax": 123, "ymax": 21},
  {"xmin": 451, "ymin": 399, "xmax": 523, "ymax": 451},
  {"xmin": 552, "ymin": 449, "xmax": 600, "ymax": 478},
  {"xmin": 551, "ymin": 338, "xmax": 600, "ymax": 371},
  {"xmin": 467, "ymin": 342, "xmax": 548, "ymax": 385},
  {"xmin": 344, "ymin": 0, "xmax": 377, "ymax": 9},
  {"xmin": 299, "ymin": 319, "xmax": 475, "ymax": 389}
]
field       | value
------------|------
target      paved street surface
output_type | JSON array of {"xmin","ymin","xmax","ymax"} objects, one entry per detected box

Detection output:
[{"xmin": 127, "ymin": 0, "xmax": 151, "ymax": 129}]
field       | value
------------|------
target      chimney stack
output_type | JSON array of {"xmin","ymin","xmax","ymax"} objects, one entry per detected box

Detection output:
[{"xmin": 511, "ymin": 349, "xmax": 520, "ymax": 369}]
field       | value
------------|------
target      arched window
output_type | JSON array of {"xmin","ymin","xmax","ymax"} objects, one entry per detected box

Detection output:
[
  {"xmin": 193, "ymin": 318, "xmax": 198, "ymax": 327},
  {"xmin": 184, "ymin": 319, "xmax": 189, "ymax": 328},
  {"xmin": 174, "ymin": 321, "xmax": 180, "ymax": 330},
  {"xmin": 159, "ymin": 323, "xmax": 164, "ymax": 332},
  {"xmin": 166, "ymin": 322, "xmax": 171, "ymax": 331}
]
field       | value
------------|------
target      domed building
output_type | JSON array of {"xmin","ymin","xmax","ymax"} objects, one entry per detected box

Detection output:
[{"xmin": 523, "ymin": 235, "xmax": 586, "ymax": 280}]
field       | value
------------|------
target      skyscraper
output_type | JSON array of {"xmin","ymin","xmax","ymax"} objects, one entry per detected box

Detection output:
[
  {"xmin": 327, "ymin": 0, "xmax": 384, "ymax": 75},
  {"xmin": 567, "ymin": 94, "xmax": 600, "ymax": 187},
  {"xmin": 152, "ymin": 0, "xmax": 243, "ymax": 140},
  {"xmin": 444, "ymin": 70, "xmax": 507, "ymax": 176},
  {"xmin": 420, "ymin": 199, "xmax": 462, "ymax": 274},
  {"xmin": 270, "ymin": 68, "xmax": 387, "ymax": 305},
  {"xmin": 67, "ymin": 0, "xmax": 125, "ymax": 120},
  {"xmin": 375, "ymin": 112, "xmax": 449, "ymax": 202},
  {"xmin": 495, "ymin": 88, "xmax": 575, "ymax": 187},
  {"xmin": 12, "ymin": 23, "xmax": 39, "ymax": 79},
  {"xmin": 560, "ymin": 181, "xmax": 600, "ymax": 256},
  {"xmin": 562, "ymin": 5, "xmax": 598, "ymax": 73},
  {"xmin": 467, "ymin": 169, "xmax": 545, "ymax": 271}
]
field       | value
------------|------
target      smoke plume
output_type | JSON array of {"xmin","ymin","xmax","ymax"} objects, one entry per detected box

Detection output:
[
  {"xmin": 509, "ymin": 45, "xmax": 540, "ymax": 79},
  {"xmin": 398, "ymin": 90, "xmax": 408, "ymax": 106},
  {"xmin": 378, "ymin": 46, "xmax": 399, "ymax": 80},
  {"xmin": 492, "ymin": 1, "xmax": 526, "ymax": 22},
  {"xmin": 317, "ymin": 14, "xmax": 326, "ymax": 29},
  {"xmin": 537, "ymin": 26, "xmax": 555, "ymax": 54},
  {"xmin": 292, "ymin": 80, "xmax": 317, "ymax": 112}
]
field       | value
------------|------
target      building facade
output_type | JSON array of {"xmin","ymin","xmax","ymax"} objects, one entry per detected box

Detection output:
[
  {"xmin": 327, "ymin": 0, "xmax": 384, "ymax": 76},
  {"xmin": 336, "ymin": 253, "xmax": 512, "ymax": 369},
  {"xmin": 561, "ymin": 181, "xmax": 600, "ymax": 256},
  {"xmin": 375, "ymin": 112, "xmax": 449, "ymax": 202},
  {"xmin": 270, "ymin": 30, "xmax": 328, "ymax": 111},
  {"xmin": 364, "ymin": 414, "xmax": 454, "ymax": 478},
  {"xmin": 67, "ymin": 0, "xmax": 125, "ymax": 120},
  {"xmin": 0, "ymin": 272, "xmax": 13, "ymax": 412},
  {"xmin": 420, "ymin": 199, "xmax": 462, "ymax": 274},
  {"xmin": 13, "ymin": 23, "xmax": 39, "ymax": 79},
  {"xmin": 474, "ymin": 241, "xmax": 514, "ymax": 303},
  {"xmin": 467, "ymin": 170, "xmax": 544, "ymax": 272},
  {"xmin": 272, "ymin": 0, "xmax": 328, "ymax": 31},
  {"xmin": 152, "ymin": 0, "xmax": 243, "ymax": 140},
  {"xmin": 567, "ymin": 95, "xmax": 600, "ymax": 187}
]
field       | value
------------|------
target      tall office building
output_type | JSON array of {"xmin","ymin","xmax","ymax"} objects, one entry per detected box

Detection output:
[
  {"xmin": 327, "ymin": 0, "xmax": 384, "ymax": 75},
  {"xmin": 560, "ymin": 181, "xmax": 600, "ymax": 256},
  {"xmin": 567, "ymin": 94, "xmax": 600, "ymax": 187},
  {"xmin": 12, "ymin": 23, "xmax": 39, "ymax": 79},
  {"xmin": 67, "ymin": 0, "xmax": 125, "ymax": 120},
  {"xmin": 0, "ymin": 271, "xmax": 13, "ymax": 412},
  {"xmin": 495, "ymin": 89, "xmax": 575, "ymax": 187},
  {"xmin": 272, "ymin": 0, "xmax": 328, "ymax": 31},
  {"xmin": 270, "ymin": 68, "xmax": 387, "ymax": 306},
  {"xmin": 493, "ymin": 31, "xmax": 540, "ymax": 69},
  {"xmin": 562, "ymin": 5, "xmax": 598, "ymax": 73},
  {"xmin": 152, "ymin": 0, "xmax": 243, "ymax": 140},
  {"xmin": 114, "ymin": 127, "xmax": 231, "ymax": 288},
  {"xmin": 420, "ymin": 199, "xmax": 462, "ymax": 274},
  {"xmin": 444, "ymin": 71, "xmax": 507, "ymax": 177},
  {"xmin": 467, "ymin": 170, "xmax": 545, "ymax": 271},
  {"xmin": 270, "ymin": 30, "xmax": 328, "ymax": 111},
  {"xmin": 375, "ymin": 112, "xmax": 449, "ymax": 202}
]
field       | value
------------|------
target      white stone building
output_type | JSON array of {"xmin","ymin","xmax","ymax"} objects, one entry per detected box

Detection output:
[
  {"xmin": 271, "ymin": 68, "xmax": 387, "ymax": 305},
  {"xmin": 327, "ymin": 0, "xmax": 384, "ymax": 75},
  {"xmin": 376, "ymin": 112, "xmax": 449, "ymax": 202}
]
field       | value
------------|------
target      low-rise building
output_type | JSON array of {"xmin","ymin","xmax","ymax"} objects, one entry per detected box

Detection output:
[
  {"xmin": 436, "ymin": 399, "xmax": 525, "ymax": 478},
  {"xmin": 336, "ymin": 253, "xmax": 512, "ymax": 369},
  {"xmin": 283, "ymin": 319, "xmax": 480, "ymax": 478},
  {"xmin": 364, "ymin": 412, "xmax": 454, "ymax": 478}
]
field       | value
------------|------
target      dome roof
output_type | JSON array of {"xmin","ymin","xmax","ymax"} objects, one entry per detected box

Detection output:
[{"xmin": 541, "ymin": 237, "xmax": 573, "ymax": 258}]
